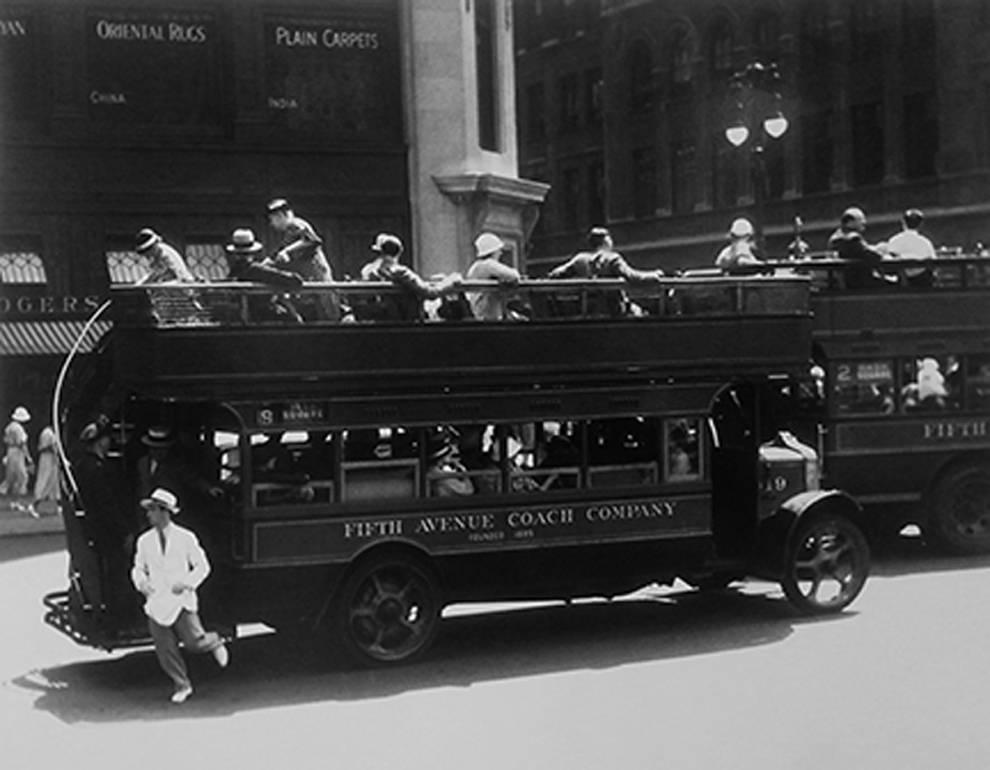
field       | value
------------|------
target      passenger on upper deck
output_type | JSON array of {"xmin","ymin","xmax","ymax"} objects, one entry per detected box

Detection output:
[
  {"xmin": 359, "ymin": 233, "xmax": 462, "ymax": 321},
  {"xmin": 135, "ymin": 228, "xmax": 195, "ymax": 285},
  {"xmin": 885, "ymin": 208, "xmax": 937, "ymax": 288},
  {"xmin": 466, "ymin": 232, "xmax": 522, "ymax": 321},
  {"xmin": 265, "ymin": 198, "xmax": 334, "ymax": 283},
  {"xmin": 826, "ymin": 207, "xmax": 887, "ymax": 290},
  {"xmin": 715, "ymin": 218, "xmax": 761, "ymax": 273},
  {"xmin": 224, "ymin": 228, "xmax": 303, "ymax": 289},
  {"xmin": 550, "ymin": 227, "xmax": 663, "ymax": 284},
  {"xmin": 549, "ymin": 227, "xmax": 663, "ymax": 317}
]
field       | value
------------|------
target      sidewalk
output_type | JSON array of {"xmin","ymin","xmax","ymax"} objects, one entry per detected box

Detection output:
[{"xmin": 0, "ymin": 496, "xmax": 65, "ymax": 537}]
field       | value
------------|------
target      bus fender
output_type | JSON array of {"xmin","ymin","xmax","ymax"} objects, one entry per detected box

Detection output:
[
  {"xmin": 312, "ymin": 541, "xmax": 437, "ymax": 631},
  {"xmin": 754, "ymin": 489, "xmax": 863, "ymax": 577}
]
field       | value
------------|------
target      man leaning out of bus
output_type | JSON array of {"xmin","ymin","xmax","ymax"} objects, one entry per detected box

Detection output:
[{"xmin": 131, "ymin": 487, "xmax": 229, "ymax": 704}]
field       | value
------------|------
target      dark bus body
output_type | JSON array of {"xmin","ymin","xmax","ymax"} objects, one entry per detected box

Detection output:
[{"xmin": 45, "ymin": 276, "xmax": 869, "ymax": 664}]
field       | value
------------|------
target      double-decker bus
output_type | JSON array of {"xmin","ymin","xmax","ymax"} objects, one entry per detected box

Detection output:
[
  {"xmin": 43, "ymin": 274, "xmax": 869, "ymax": 664},
  {"xmin": 787, "ymin": 253, "xmax": 990, "ymax": 554}
]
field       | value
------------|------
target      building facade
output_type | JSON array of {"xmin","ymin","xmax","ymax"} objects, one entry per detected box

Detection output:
[
  {"xmin": 515, "ymin": 0, "xmax": 990, "ymax": 272},
  {"xmin": 0, "ymin": 0, "xmax": 547, "ymax": 432}
]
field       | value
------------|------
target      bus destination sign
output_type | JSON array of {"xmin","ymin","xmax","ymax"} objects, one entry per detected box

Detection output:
[{"xmin": 255, "ymin": 401, "xmax": 327, "ymax": 427}]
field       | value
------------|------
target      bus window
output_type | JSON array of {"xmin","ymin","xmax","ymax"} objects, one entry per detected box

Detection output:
[
  {"xmin": 833, "ymin": 360, "xmax": 895, "ymax": 414},
  {"xmin": 250, "ymin": 431, "xmax": 335, "ymax": 507},
  {"xmin": 341, "ymin": 427, "xmax": 418, "ymax": 502},
  {"xmin": 966, "ymin": 355, "xmax": 990, "ymax": 410},
  {"xmin": 665, "ymin": 418, "xmax": 703, "ymax": 482},
  {"xmin": 587, "ymin": 417, "xmax": 659, "ymax": 488},
  {"xmin": 453, "ymin": 423, "xmax": 502, "ymax": 495},
  {"xmin": 900, "ymin": 356, "xmax": 961, "ymax": 413}
]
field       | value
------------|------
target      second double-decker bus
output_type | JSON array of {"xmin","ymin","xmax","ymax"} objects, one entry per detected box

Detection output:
[
  {"xmin": 44, "ymin": 274, "xmax": 869, "ymax": 665},
  {"xmin": 747, "ymin": 253, "xmax": 990, "ymax": 555}
]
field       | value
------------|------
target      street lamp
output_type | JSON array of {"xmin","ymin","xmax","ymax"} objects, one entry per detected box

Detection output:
[{"xmin": 724, "ymin": 61, "xmax": 788, "ymax": 250}]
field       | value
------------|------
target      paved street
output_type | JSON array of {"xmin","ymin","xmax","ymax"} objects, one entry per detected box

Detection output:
[{"xmin": 3, "ymin": 532, "xmax": 989, "ymax": 770}]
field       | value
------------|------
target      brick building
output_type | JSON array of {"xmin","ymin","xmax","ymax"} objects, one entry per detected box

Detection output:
[{"xmin": 515, "ymin": 0, "xmax": 990, "ymax": 272}]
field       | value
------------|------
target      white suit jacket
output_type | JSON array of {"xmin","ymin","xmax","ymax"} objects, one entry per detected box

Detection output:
[{"xmin": 130, "ymin": 522, "xmax": 210, "ymax": 626}]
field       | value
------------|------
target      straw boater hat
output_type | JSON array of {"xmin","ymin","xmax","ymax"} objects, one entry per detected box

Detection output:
[
  {"xmin": 135, "ymin": 228, "xmax": 162, "ymax": 253},
  {"xmin": 474, "ymin": 232, "xmax": 504, "ymax": 259},
  {"xmin": 141, "ymin": 487, "xmax": 180, "ymax": 514},
  {"xmin": 141, "ymin": 425, "xmax": 174, "ymax": 448},
  {"xmin": 225, "ymin": 228, "xmax": 264, "ymax": 256},
  {"xmin": 11, "ymin": 406, "xmax": 30, "ymax": 423},
  {"xmin": 371, "ymin": 233, "xmax": 403, "ymax": 257}
]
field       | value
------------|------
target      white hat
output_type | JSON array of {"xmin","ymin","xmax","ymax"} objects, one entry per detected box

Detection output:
[
  {"xmin": 225, "ymin": 228, "xmax": 264, "ymax": 255},
  {"xmin": 474, "ymin": 232, "xmax": 504, "ymax": 258},
  {"xmin": 140, "ymin": 487, "xmax": 180, "ymax": 514},
  {"xmin": 135, "ymin": 228, "xmax": 161, "ymax": 253},
  {"xmin": 729, "ymin": 218, "xmax": 754, "ymax": 239},
  {"xmin": 11, "ymin": 406, "xmax": 30, "ymax": 422}
]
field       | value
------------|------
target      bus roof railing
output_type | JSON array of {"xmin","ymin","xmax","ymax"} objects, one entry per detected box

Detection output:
[{"xmin": 109, "ymin": 274, "xmax": 811, "ymax": 329}]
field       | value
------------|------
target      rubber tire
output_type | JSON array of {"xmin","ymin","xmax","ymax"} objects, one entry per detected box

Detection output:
[
  {"xmin": 928, "ymin": 464, "xmax": 990, "ymax": 555},
  {"xmin": 332, "ymin": 553, "xmax": 441, "ymax": 666},
  {"xmin": 780, "ymin": 514, "xmax": 870, "ymax": 615}
]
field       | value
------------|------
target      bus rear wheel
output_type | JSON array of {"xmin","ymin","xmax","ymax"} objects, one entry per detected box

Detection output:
[
  {"xmin": 780, "ymin": 515, "xmax": 869, "ymax": 615},
  {"xmin": 929, "ymin": 465, "xmax": 990, "ymax": 555},
  {"xmin": 333, "ymin": 553, "xmax": 440, "ymax": 666}
]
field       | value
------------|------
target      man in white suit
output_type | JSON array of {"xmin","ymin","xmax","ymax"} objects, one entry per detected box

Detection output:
[{"xmin": 131, "ymin": 487, "xmax": 229, "ymax": 703}]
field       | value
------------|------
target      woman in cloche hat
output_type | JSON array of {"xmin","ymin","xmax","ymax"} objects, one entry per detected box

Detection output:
[{"xmin": 1, "ymin": 406, "xmax": 33, "ymax": 498}]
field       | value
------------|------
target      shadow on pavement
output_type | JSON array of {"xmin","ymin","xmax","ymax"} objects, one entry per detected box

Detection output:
[
  {"xmin": 0, "ymin": 531, "xmax": 65, "ymax": 565},
  {"xmin": 14, "ymin": 584, "xmax": 850, "ymax": 724},
  {"xmin": 868, "ymin": 531, "xmax": 990, "ymax": 577}
]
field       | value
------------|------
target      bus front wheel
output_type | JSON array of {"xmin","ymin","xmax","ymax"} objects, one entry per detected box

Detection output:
[
  {"xmin": 333, "ymin": 553, "xmax": 441, "ymax": 666},
  {"xmin": 780, "ymin": 515, "xmax": 869, "ymax": 614},
  {"xmin": 929, "ymin": 464, "xmax": 990, "ymax": 555}
]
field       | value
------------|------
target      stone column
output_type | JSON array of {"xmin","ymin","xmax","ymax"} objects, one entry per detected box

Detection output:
[{"xmin": 401, "ymin": 0, "xmax": 548, "ymax": 275}]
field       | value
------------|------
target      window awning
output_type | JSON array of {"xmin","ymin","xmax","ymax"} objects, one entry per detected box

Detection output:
[{"xmin": 0, "ymin": 320, "xmax": 112, "ymax": 357}]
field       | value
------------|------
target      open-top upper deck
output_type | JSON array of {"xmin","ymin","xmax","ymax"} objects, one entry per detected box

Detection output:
[
  {"xmin": 102, "ymin": 275, "xmax": 813, "ymax": 398},
  {"xmin": 761, "ymin": 253, "xmax": 990, "ymax": 358}
]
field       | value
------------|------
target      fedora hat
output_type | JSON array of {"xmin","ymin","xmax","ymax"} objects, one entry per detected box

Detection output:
[
  {"xmin": 474, "ymin": 232, "xmax": 504, "ymax": 258},
  {"xmin": 371, "ymin": 233, "xmax": 403, "ymax": 257},
  {"xmin": 141, "ymin": 425, "xmax": 174, "ymax": 448},
  {"xmin": 141, "ymin": 487, "xmax": 180, "ymax": 514},
  {"xmin": 266, "ymin": 198, "xmax": 291, "ymax": 214},
  {"xmin": 135, "ymin": 228, "xmax": 161, "ymax": 253},
  {"xmin": 11, "ymin": 406, "xmax": 30, "ymax": 423},
  {"xmin": 225, "ymin": 228, "xmax": 264, "ymax": 255}
]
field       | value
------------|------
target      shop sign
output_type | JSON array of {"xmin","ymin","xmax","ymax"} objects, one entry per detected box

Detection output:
[{"xmin": 0, "ymin": 294, "xmax": 102, "ymax": 319}]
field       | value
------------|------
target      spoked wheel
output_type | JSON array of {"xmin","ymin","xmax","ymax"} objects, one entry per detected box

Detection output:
[
  {"xmin": 781, "ymin": 515, "xmax": 870, "ymax": 614},
  {"xmin": 334, "ymin": 554, "xmax": 440, "ymax": 665},
  {"xmin": 929, "ymin": 465, "xmax": 990, "ymax": 555}
]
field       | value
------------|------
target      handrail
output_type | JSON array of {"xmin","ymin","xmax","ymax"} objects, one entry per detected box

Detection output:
[{"xmin": 52, "ymin": 298, "xmax": 113, "ymax": 501}]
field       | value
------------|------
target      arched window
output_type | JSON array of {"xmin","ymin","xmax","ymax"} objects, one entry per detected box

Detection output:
[
  {"xmin": 628, "ymin": 40, "xmax": 654, "ymax": 113},
  {"xmin": 671, "ymin": 28, "xmax": 693, "ymax": 85},
  {"xmin": 753, "ymin": 12, "xmax": 780, "ymax": 63},
  {"xmin": 709, "ymin": 20, "xmax": 733, "ymax": 75}
]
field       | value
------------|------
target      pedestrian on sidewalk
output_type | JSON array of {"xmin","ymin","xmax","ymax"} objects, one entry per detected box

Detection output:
[
  {"xmin": 1, "ymin": 406, "xmax": 33, "ymax": 501},
  {"xmin": 131, "ymin": 487, "xmax": 229, "ymax": 704},
  {"xmin": 30, "ymin": 426, "xmax": 59, "ymax": 517}
]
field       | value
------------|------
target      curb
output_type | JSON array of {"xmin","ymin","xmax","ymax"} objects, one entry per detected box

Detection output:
[{"xmin": 0, "ymin": 498, "xmax": 65, "ymax": 537}]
